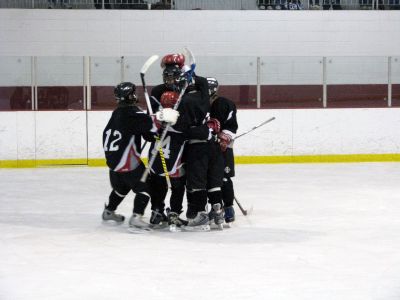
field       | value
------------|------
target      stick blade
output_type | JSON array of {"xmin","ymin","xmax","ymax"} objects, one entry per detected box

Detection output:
[
  {"xmin": 183, "ymin": 47, "xmax": 195, "ymax": 65},
  {"xmin": 140, "ymin": 55, "xmax": 159, "ymax": 75}
]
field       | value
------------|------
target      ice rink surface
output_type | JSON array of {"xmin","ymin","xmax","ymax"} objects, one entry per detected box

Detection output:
[{"xmin": 1, "ymin": 163, "xmax": 400, "ymax": 300}]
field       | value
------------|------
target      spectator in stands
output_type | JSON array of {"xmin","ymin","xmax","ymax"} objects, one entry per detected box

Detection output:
[
  {"xmin": 151, "ymin": 1, "xmax": 172, "ymax": 9},
  {"xmin": 323, "ymin": 0, "xmax": 341, "ymax": 9},
  {"xmin": 390, "ymin": 0, "xmax": 400, "ymax": 9},
  {"xmin": 94, "ymin": 0, "xmax": 112, "ymax": 9},
  {"xmin": 288, "ymin": 0, "xmax": 303, "ymax": 9},
  {"xmin": 309, "ymin": 0, "xmax": 321, "ymax": 9},
  {"xmin": 48, "ymin": 0, "xmax": 72, "ymax": 9}
]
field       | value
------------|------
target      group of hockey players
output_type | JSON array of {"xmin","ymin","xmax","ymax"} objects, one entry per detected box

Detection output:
[{"xmin": 101, "ymin": 52, "xmax": 238, "ymax": 232}]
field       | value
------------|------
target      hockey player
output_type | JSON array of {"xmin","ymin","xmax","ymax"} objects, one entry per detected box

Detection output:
[
  {"xmin": 151, "ymin": 53, "xmax": 219, "ymax": 231},
  {"xmin": 203, "ymin": 115, "xmax": 226, "ymax": 229},
  {"xmin": 207, "ymin": 77, "xmax": 239, "ymax": 223},
  {"xmin": 148, "ymin": 91, "xmax": 188, "ymax": 230},
  {"xmin": 101, "ymin": 82, "xmax": 179, "ymax": 231}
]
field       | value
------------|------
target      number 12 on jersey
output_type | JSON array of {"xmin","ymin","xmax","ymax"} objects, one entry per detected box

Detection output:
[{"xmin": 104, "ymin": 129, "xmax": 122, "ymax": 151}]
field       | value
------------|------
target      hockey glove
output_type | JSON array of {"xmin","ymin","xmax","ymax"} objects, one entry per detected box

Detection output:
[
  {"xmin": 155, "ymin": 108, "xmax": 180, "ymax": 125},
  {"xmin": 218, "ymin": 132, "xmax": 232, "ymax": 152},
  {"xmin": 206, "ymin": 118, "xmax": 221, "ymax": 134}
]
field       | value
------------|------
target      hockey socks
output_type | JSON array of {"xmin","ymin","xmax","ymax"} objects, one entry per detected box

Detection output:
[
  {"xmin": 106, "ymin": 190, "xmax": 126, "ymax": 211},
  {"xmin": 186, "ymin": 190, "xmax": 208, "ymax": 218},
  {"xmin": 169, "ymin": 179, "xmax": 185, "ymax": 214},
  {"xmin": 222, "ymin": 177, "xmax": 235, "ymax": 207},
  {"xmin": 133, "ymin": 192, "xmax": 150, "ymax": 215},
  {"xmin": 207, "ymin": 187, "xmax": 223, "ymax": 206}
]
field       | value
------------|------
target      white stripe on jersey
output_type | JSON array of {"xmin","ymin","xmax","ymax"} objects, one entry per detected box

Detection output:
[
  {"xmin": 164, "ymin": 141, "xmax": 186, "ymax": 177},
  {"xmin": 226, "ymin": 110, "xmax": 233, "ymax": 122}
]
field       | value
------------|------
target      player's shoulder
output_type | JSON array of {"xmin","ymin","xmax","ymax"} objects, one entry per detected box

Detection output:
[
  {"xmin": 150, "ymin": 84, "xmax": 166, "ymax": 98},
  {"xmin": 214, "ymin": 96, "xmax": 236, "ymax": 109},
  {"xmin": 118, "ymin": 105, "xmax": 147, "ymax": 118},
  {"xmin": 218, "ymin": 96, "xmax": 235, "ymax": 104}
]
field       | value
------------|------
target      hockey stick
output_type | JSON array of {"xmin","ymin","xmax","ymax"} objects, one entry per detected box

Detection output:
[
  {"xmin": 146, "ymin": 95, "xmax": 172, "ymax": 187},
  {"xmin": 141, "ymin": 82, "xmax": 189, "ymax": 184},
  {"xmin": 140, "ymin": 55, "xmax": 159, "ymax": 115},
  {"xmin": 231, "ymin": 118, "xmax": 275, "ymax": 215},
  {"xmin": 137, "ymin": 56, "xmax": 159, "ymax": 157},
  {"xmin": 155, "ymin": 136, "xmax": 171, "ymax": 187},
  {"xmin": 141, "ymin": 47, "xmax": 196, "ymax": 184},
  {"xmin": 234, "ymin": 196, "xmax": 247, "ymax": 215},
  {"xmin": 183, "ymin": 47, "xmax": 196, "ymax": 82},
  {"xmin": 234, "ymin": 117, "xmax": 276, "ymax": 140},
  {"xmin": 234, "ymin": 196, "xmax": 253, "ymax": 216},
  {"xmin": 140, "ymin": 55, "xmax": 172, "ymax": 188}
]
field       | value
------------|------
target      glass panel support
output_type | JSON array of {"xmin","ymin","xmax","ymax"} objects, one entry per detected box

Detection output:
[
  {"xmin": 120, "ymin": 56, "xmax": 125, "ymax": 82},
  {"xmin": 32, "ymin": 56, "xmax": 38, "ymax": 111},
  {"xmin": 257, "ymin": 56, "xmax": 261, "ymax": 109},
  {"xmin": 84, "ymin": 56, "xmax": 91, "ymax": 110},
  {"xmin": 322, "ymin": 56, "xmax": 327, "ymax": 108},
  {"xmin": 388, "ymin": 56, "xmax": 392, "ymax": 107}
]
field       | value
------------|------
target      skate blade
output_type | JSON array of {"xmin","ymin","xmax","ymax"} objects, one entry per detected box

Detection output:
[
  {"xmin": 210, "ymin": 223, "xmax": 224, "ymax": 231},
  {"xmin": 223, "ymin": 222, "xmax": 232, "ymax": 228},
  {"xmin": 102, "ymin": 220, "xmax": 124, "ymax": 226},
  {"xmin": 150, "ymin": 222, "xmax": 169, "ymax": 230},
  {"xmin": 127, "ymin": 226, "xmax": 153, "ymax": 234},
  {"xmin": 182, "ymin": 224, "xmax": 210, "ymax": 232},
  {"xmin": 169, "ymin": 224, "xmax": 182, "ymax": 232}
]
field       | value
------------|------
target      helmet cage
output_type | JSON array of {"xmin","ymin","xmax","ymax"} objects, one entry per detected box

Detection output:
[
  {"xmin": 114, "ymin": 82, "xmax": 138, "ymax": 105},
  {"xmin": 206, "ymin": 77, "xmax": 219, "ymax": 96},
  {"xmin": 163, "ymin": 65, "xmax": 183, "ymax": 92}
]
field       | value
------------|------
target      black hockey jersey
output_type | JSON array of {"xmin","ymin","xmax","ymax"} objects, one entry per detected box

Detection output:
[
  {"xmin": 210, "ymin": 96, "xmax": 238, "ymax": 141},
  {"xmin": 103, "ymin": 105, "xmax": 157, "ymax": 172},
  {"xmin": 149, "ymin": 126, "xmax": 187, "ymax": 178},
  {"xmin": 150, "ymin": 75, "xmax": 211, "ymax": 141},
  {"xmin": 149, "ymin": 87, "xmax": 187, "ymax": 178},
  {"xmin": 179, "ymin": 75, "xmax": 210, "ymax": 132},
  {"xmin": 150, "ymin": 84, "xmax": 166, "ymax": 110}
]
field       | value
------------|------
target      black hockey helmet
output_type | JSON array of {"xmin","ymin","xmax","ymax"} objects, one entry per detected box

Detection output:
[
  {"xmin": 114, "ymin": 82, "xmax": 137, "ymax": 104},
  {"xmin": 206, "ymin": 77, "xmax": 219, "ymax": 96},
  {"xmin": 162, "ymin": 65, "xmax": 184, "ymax": 92}
]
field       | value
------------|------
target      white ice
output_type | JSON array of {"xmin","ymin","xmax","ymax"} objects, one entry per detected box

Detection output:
[{"xmin": 1, "ymin": 163, "xmax": 400, "ymax": 300}]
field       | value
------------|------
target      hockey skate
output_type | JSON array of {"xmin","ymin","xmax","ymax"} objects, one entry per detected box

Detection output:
[
  {"xmin": 128, "ymin": 213, "xmax": 152, "ymax": 233},
  {"xmin": 149, "ymin": 209, "xmax": 168, "ymax": 230},
  {"xmin": 102, "ymin": 207, "xmax": 125, "ymax": 224},
  {"xmin": 224, "ymin": 206, "xmax": 235, "ymax": 224},
  {"xmin": 208, "ymin": 203, "xmax": 224, "ymax": 230},
  {"xmin": 168, "ymin": 211, "xmax": 188, "ymax": 232},
  {"xmin": 183, "ymin": 211, "xmax": 210, "ymax": 232}
]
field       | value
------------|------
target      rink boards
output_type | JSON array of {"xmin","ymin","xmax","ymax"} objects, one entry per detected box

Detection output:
[{"xmin": 0, "ymin": 108, "xmax": 399, "ymax": 168}]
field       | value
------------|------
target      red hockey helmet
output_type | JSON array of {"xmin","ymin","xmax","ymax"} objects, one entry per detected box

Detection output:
[
  {"xmin": 160, "ymin": 53, "xmax": 185, "ymax": 69},
  {"xmin": 160, "ymin": 91, "xmax": 179, "ymax": 108}
]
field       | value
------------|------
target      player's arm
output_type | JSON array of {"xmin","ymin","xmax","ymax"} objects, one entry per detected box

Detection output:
[
  {"xmin": 150, "ymin": 85, "xmax": 165, "ymax": 113},
  {"xmin": 184, "ymin": 124, "xmax": 210, "ymax": 140},
  {"xmin": 222, "ymin": 100, "xmax": 238, "ymax": 136},
  {"xmin": 193, "ymin": 75, "xmax": 210, "ymax": 100},
  {"xmin": 218, "ymin": 100, "xmax": 238, "ymax": 151}
]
